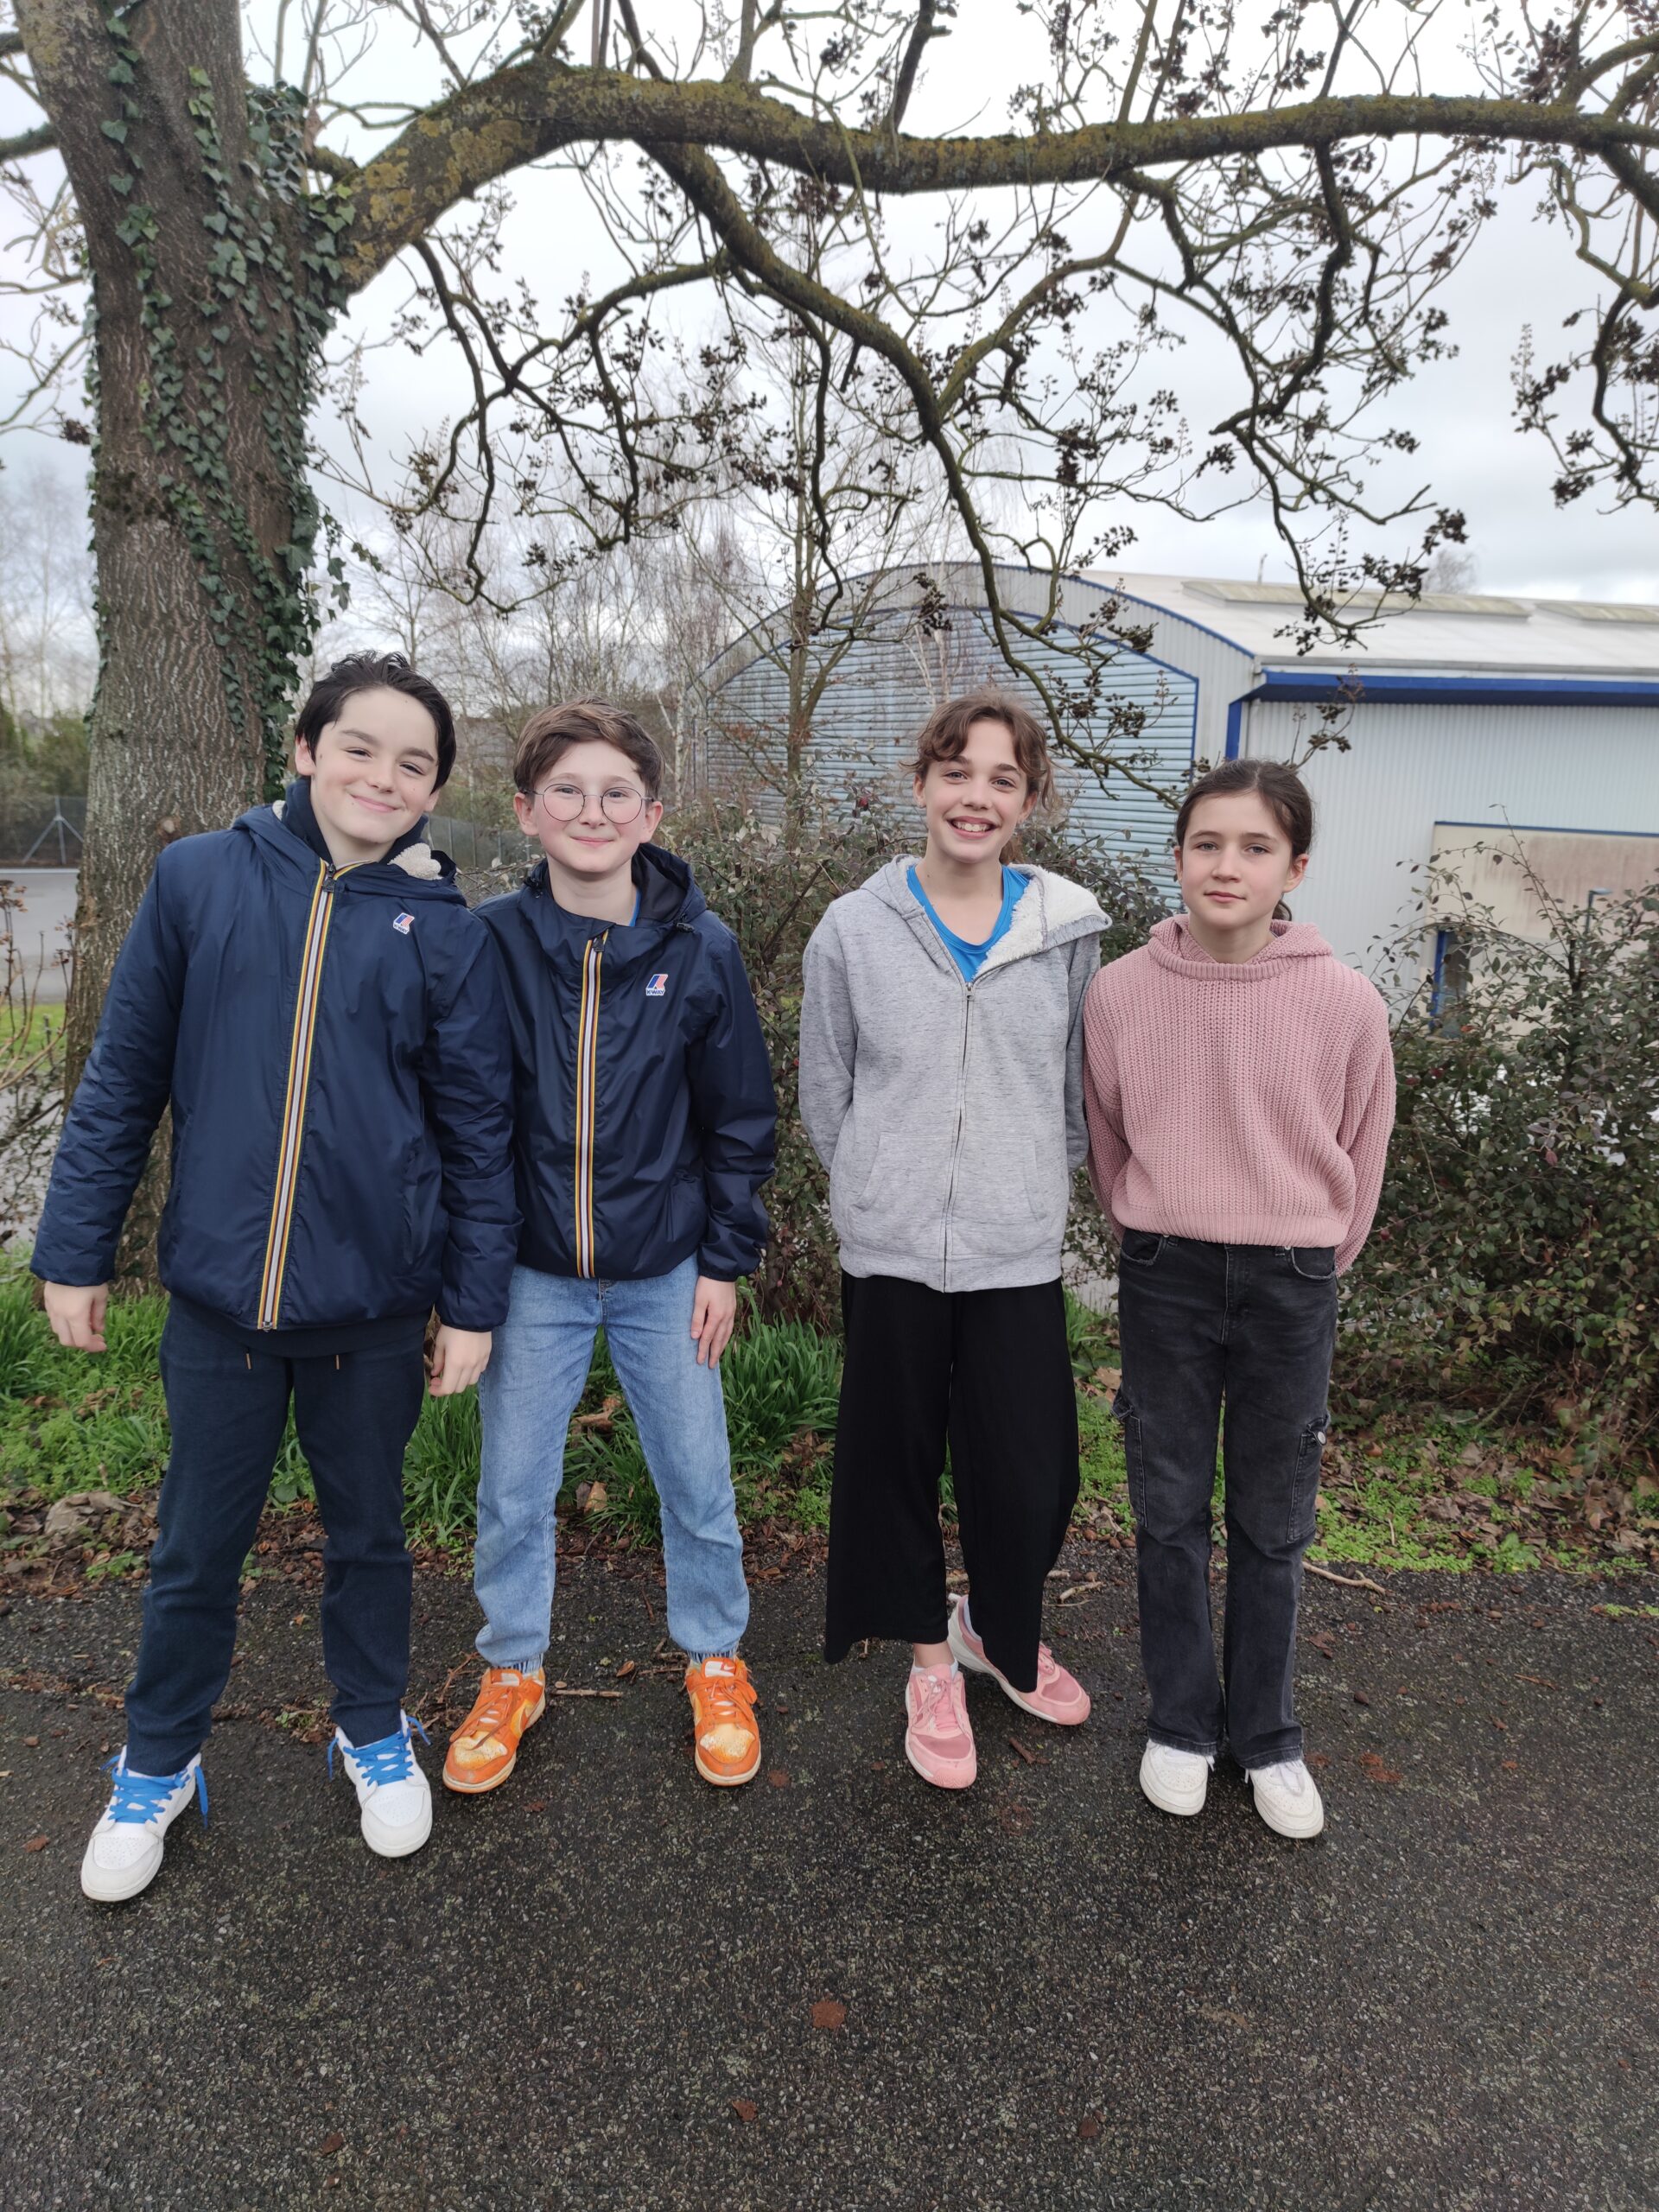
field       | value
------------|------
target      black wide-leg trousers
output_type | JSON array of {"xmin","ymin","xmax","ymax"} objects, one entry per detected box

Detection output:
[{"xmin": 824, "ymin": 1272, "xmax": 1079, "ymax": 1692}]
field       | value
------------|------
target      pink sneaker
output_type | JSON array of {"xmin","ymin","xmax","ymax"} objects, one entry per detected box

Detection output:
[
  {"xmin": 947, "ymin": 1595, "xmax": 1091, "ymax": 1726},
  {"xmin": 904, "ymin": 1663, "xmax": 976, "ymax": 1789}
]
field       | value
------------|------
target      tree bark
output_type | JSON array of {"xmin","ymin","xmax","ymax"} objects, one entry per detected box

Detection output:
[{"xmin": 18, "ymin": 0, "xmax": 341, "ymax": 1275}]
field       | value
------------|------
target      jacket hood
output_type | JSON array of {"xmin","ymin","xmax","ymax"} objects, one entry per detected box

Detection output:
[
  {"xmin": 862, "ymin": 856, "xmax": 1105, "ymax": 972},
  {"xmin": 1148, "ymin": 912, "xmax": 1333, "ymax": 978},
  {"xmin": 235, "ymin": 791, "xmax": 461, "ymax": 901},
  {"xmin": 518, "ymin": 841, "xmax": 709, "ymax": 931}
]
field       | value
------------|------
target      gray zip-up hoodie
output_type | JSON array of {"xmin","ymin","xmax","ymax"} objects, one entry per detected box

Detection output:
[{"xmin": 799, "ymin": 859, "xmax": 1107, "ymax": 1293}]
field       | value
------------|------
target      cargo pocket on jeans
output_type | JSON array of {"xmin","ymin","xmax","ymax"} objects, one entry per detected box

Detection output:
[
  {"xmin": 1113, "ymin": 1385, "xmax": 1147, "ymax": 1528},
  {"xmin": 1288, "ymin": 1410, "xmax": 1330, "ymax": 1547}
]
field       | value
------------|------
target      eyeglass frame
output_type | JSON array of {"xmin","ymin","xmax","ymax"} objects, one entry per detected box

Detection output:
[{"xmin": 527, "ymin": 777, "xmax": 655, "ymax": 827}]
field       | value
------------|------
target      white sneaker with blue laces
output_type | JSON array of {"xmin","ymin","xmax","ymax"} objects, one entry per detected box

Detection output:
[
  {"xmin": 330, "ymin": 1713, "xmax": 432, "ymax": 1858},
  {"xmin": 80, "ymin": 1749, "xmax": 207, "ymax": 1903}
]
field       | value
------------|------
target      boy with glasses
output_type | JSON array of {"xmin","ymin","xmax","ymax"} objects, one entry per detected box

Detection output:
[{"xmin": 444, "ymin": 701, "xmax": 776, "ymax": 1794}]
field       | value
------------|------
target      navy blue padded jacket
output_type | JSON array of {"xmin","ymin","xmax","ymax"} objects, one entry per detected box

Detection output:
[
  {"xmin": 31, "ymin": 798, "xmax": 519, "ymax": 1332},
  {"xmin": 478, "ymin": 844, "xmax": 775, "ymax": 1283}
]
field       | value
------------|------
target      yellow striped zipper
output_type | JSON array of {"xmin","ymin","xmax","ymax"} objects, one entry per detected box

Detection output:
[
  {"xmin": 256, "ymin": 859, "xmax": 356, "ymax": 1328},
  {"xmin": 572, "ymin": 931, "xmax": 607, "ymax": 1277}
]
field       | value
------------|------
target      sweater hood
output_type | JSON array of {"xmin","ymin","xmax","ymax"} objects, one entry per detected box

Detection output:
[
  {"xmin": 862, "ymin": 856, "xmax": 1105, "ymax": 970},
  {"xmin": 1148, "ymin": 912, "xmax": 1332, "ymax": 980},
  {"xmin": 235, "ymin": 790, "xmax": 461, "ymax": 900}
]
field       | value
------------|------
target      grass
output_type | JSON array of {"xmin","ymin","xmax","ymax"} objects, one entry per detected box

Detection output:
[{"xmin": 0, "ymin": 1267, "xmax": 1651, "ymax": 1578}]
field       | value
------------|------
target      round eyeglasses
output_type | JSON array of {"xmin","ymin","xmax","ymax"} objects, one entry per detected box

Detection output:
[{"xmin": 533, "ymin": 780, "xmax": 648, "ymax": 826}]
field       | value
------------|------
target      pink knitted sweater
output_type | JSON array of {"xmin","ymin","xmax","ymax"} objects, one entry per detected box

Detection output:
[{"xmin": 1082, "ymin": 915, "xmax": 1395, "ymax": 1274}]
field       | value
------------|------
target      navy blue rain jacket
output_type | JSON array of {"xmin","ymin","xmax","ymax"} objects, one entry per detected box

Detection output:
[
  {"xmin": 32, "ymin": 799, "xmax": 519, "ymax": 1332},
  {"xmin": 478, "ymin": 844, "xmax": 775, "ymax": 1283}
]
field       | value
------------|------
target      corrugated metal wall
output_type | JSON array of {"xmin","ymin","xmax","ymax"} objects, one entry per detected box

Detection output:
[
  {"xmin": 703, "ymin": 599, "xmax": 1198, "ymax": 869},
  {"xmin": 1241, "ymin": 701, "xmax": 1659, "ymax": 972}
]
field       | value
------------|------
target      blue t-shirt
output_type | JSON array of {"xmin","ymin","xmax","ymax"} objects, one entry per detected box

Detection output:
[{"xmin": 908, "ymin": 864, "xmax": 1026, "ymax": 982}]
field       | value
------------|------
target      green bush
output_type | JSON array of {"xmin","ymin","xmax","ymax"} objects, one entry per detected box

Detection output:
[{"xmin": 1346, "ymin": 875, "xmax": 1659, "ymax": 1454}]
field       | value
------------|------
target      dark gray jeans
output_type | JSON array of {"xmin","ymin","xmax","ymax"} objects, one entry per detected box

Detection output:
[{"xmin": 1114, "ymin": 1231, "xmax": 1338, "ymax": 1770}]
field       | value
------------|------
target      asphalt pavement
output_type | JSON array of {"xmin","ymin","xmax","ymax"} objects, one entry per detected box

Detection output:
[{"xmin": 2, "ymin": 1547, "xmax": 1656, "ymax": 2212}]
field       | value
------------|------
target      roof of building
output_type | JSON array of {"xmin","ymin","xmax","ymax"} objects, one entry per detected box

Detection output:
[{"xmin": 1088, "ymin": 572, "xmax": 1659, "ymax": 680}]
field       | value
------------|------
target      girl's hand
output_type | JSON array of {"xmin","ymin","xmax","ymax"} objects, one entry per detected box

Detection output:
[
  {"xmin": 429, "ymin": 1325, "xmax": 492, "ymax": 1397},
  {"xmin": 44, "ymin": 1281, "xmax": 108, "ymax": 1352},
  {"xmin": 690, "ymin": 1276, "xmax": 737, "ymax": 1368}
]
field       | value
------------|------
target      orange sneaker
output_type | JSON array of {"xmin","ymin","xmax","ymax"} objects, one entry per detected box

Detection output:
[
  {"xmin": 684, "ymin": 1656, "xmax": 761, "ymax": 1787},
  {"xmin": 442, "ymin": 1666, "xmax": 546, "ymax": 1795}
]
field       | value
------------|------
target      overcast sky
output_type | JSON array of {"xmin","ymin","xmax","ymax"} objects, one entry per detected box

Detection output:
[{"xmin": 3, "ymin": 2, "xmax": 1656, "ymax": 610}]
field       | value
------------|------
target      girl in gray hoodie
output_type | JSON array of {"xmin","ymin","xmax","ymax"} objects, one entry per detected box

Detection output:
[{"xmin": 800, "ymin": 691, "xmax": 1105, "ymax": 1789}]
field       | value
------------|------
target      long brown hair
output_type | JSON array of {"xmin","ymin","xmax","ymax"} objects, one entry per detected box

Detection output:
[
  {"xmin": 910, "ymin": 690, "xmax": 1056, "ymax": 864},
  {"xmin": 1174, "ymin": 759, "xmax": 1314, "ymax": 921}
]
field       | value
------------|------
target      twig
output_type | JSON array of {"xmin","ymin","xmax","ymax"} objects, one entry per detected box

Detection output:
[
  {"xmin": 1305, "ymin": 1562, "xmax": 1389, "ymax": 1593},
  {"xmin": 1058, "ymin": 1579, "xmax": 1104, "ymax": 1605},
  {"xmin": 548, "ymin": 1687, "xmax": 625, "ymax": 1700},
  {"xmin": 1007, "ymin": 1735, "xmax": 1035, "ymax": 1764}
]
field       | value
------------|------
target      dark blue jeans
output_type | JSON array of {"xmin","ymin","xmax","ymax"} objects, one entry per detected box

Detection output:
[
  {"xmin": 1114, "ymin": 1233, "xmax": 1338, "ymax": 1770},
  {"xmin": 124, "ymin": 1303, "xmax": 425, "ymax": 1773}
]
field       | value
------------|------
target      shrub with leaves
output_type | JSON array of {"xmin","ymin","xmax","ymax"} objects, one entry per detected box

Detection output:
[{"xmin": 1348, "ymin": 874, "xmax": 1659, "ymax": 1460}]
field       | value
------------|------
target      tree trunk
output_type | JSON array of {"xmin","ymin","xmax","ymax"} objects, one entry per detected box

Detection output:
[{"xmin": 18, "ymin": 0, "xmax": 345, "ymax": 1276}]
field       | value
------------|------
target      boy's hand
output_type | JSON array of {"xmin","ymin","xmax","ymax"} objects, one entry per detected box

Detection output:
[
  {"xmin": 429, "ymin": 1325, "xmax": 491, "ymax": 1397},
  {"xmin": 690, "ymin": 1276, "xmax": 737, "ymax": 1368},
  {"xmin": 43, "ymin": 1282, "xmax": 109, "ymax": 1353}
]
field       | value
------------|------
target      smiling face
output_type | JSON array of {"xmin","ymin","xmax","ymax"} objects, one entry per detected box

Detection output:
[
  {"xmin": 513, "ymin": 737, "xmax": 664, "ymax": 892},
  {"xmin": 1173, "ymin": 789, "xmax": 1308, "ymax": 952},
  {"xmin": 913, "ymin": 715, "xmax": 1036, "ymax": 874},
  {"xmin": 295, "ymin": 685, "xmax": 442, "ymax": 866}
]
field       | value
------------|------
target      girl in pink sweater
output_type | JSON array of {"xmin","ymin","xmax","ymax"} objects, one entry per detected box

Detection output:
[{"xmin": 1082, "ymin": 759, "xmax": 1394, "ymax": 1840}]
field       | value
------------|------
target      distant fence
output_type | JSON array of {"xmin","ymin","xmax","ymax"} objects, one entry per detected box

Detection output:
[
  {"xmin": 426, "ymin": 812, "xmax": 537, "ymax": 874},
  {"xmin": 0, "ymin": 799, "xmax": 531, "ymax": 874},
  {"xmin": 0, "ymin": 796, "xmax": 85, "ymax": 866}
]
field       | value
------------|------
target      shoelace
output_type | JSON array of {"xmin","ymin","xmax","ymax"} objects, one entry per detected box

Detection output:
[
  {"xmin": 696, "ymin": 1665, "xmax": 755, "ymax": 1723},
  {"xmin": 461, "ymin": 1679, "xmax": 524, "ymax": 1746},
  {"xmin": 103, "ymin": 1753, "xmax": 208, "ymax": 1827},
  {"xmin": 328, "ymin": 1714, "xmax": 429, "ymax": 1789},
  {"xmin": 911, "ymin": 1671, "xmax": 961, "ymax": 1735}
]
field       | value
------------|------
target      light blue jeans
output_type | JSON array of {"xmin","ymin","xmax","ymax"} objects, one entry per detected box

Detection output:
[{"xmin": 474, "ymin": 1257, "xmax": 749, "ymax": 1668}]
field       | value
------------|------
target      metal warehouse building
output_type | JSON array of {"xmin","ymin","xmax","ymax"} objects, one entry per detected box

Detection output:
[{"xmin": 693, "ymin": 563, "xmax": 1659, "ymax": 980}]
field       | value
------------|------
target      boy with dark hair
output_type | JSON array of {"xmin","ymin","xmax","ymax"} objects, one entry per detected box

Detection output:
[
  {"xmin": 443, "ymin": 699, "xmax": 776, "ymax": 1796},
  {"xmin": 35, "ymin": 652, "xmax": 518, "ymax": 1901}
]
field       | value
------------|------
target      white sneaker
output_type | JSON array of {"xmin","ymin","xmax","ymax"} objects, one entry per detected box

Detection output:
[
  {"xmin": 1247, "ymin": 1757, "xmax": 1325, "ymax": 1839},
  {"xmin": 80, "ymin": 1750, "xmax": 207, "ymax": 1903},
  {"xmin": 330, "ymin": 1713, "xmax": 433, "ymax": 1858},
  {"xmin": 1138, "ymin": 1739, "xmax": 1213, "ymax": 1817}
]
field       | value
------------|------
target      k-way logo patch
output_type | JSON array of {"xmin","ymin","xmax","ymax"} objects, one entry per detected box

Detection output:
[
  {"xmin": 392, "ymin": 912, "xmax": 414, "ymax": 935},
  {"xmin": 645, "ymin": 972, "xmax": 668, "ymax": 997}
]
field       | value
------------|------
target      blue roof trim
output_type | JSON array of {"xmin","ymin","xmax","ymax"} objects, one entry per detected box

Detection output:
[
  {"xmin": 1245, "ymin": 671, "xmax": 1659, "ymax": 708},
  {"xmin": 1433, "ymin": 818, "xmax": 1659, "ymax": 838}
]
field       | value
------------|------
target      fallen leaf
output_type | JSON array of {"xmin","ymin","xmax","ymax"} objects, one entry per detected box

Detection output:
[
  {"xmin": 810, "ymin": 1998, "xmax": 847, "ymax": 2032},
  {"xmin": 767, "ymin": 1769, "xmax": 791, "ymax": 1789},
  {"xmin": 524, "ymin": 1800, "xmax": 546, "ymax": 1814},
  {"xmin": 1351, "ymin": 1690, "xmax": 1371, "ymax": 1707},
  {"xmin": 22, "ymin": 1736, "xmax": 38, "ymax": 1748},
  {"xmin": 1078, "ymin": 2112, "xmax": 1103, "ymax": 2140},
  {"xmin": 1305, "ymin": 1752, "xmax": 1331, "ymax": 1770},
  {"xmin": 1491, "ymin": 1716, "xmax": 1508, "ymax": 1732},
  {"xmin": 1058, "ymin": 1580, "xmax": 1103, "ymax": 1605},
  {"xmin": 584, "ymin": 1483, "xmax": 608, "ymax": 1515},
  {"xmin": 613, "ymin": 1660, "xmax": 636, "ymax": 1681},
  {"xmin": 1306, "ymin": 1632, "xmax": 1336, "ymax": 1659},
  {"xmin": 1358, "ymin": 1751, "xmax": 1402, "ymax": 1785},
  {"xmin": 1501, "ymin": 1759, "xmax": 1518, "ymax": 1772},
  {"xmin": 729, "ymin": 2098, "xmax": 758, "ymax": 2124},
  {"xmin": 318, "ymin": 2132, "xmax": 344, "ymax": 2157},
  {"xmin": 22, "ymin": 1834, "xmax": 48, "ymax": 1852}
]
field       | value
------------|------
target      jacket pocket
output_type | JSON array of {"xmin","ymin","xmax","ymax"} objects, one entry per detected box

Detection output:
[
  {"xmin": 401, "ymin": 1141, "xmax": 444, "ymax": 1274},
  {"xmin": 1288, "ymin": 1410, "xmax": 1330, "ymax": 1545},
  {"xmin": 1287, "ymin": 1247, "xmax": 1338, "ymax": 1281},
  {"xmin": 1118, "ymin": 1228, "xmax": 1165, "ymax": 1268},
  {"xmin": 851, "ymin": 1133, "xmax": 887, "ymax": 1211}
]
